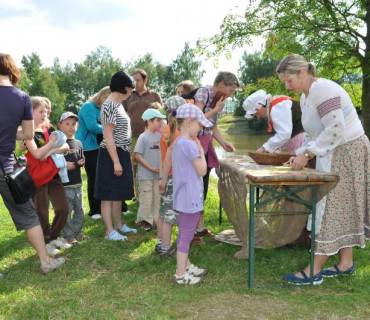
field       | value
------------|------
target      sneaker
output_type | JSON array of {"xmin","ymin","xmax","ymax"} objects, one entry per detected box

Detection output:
[
  {"xmin": 159, "ymin": 246, "xmax": 177, "ymax": 259},
  {"xmin": 197, "ymin": 228, "xmax": 214, "ymax": 238},
  {"xmin": 40, "ymin": 257, "xmax": 65, "ymax": 274},
  {"xmin": 51, "ymin": 238, "xmax": 73, "ymax": 249},
  {"xmin": 186, "ymin": 264, "xmax": 209, "ymax": 277},
  {"xmin": 122, "ymin": 210, "xmax": 131, "ymax": 215},
  {"xmin": 191, "ymin": 234, "xmax": 206, "ymax": 245},
  {"xmin": 120, "ymin": 224, "xmax": 137, "ymax": 234},
  {"xmin": 155, "ymin": 243, "xmax": 162, "ymax": 252},
  {"xmin": 172, "ymin": 271, "xmax": 204, "ymax": 285},
  {"xmin": 105, "ymin": 230, "xmax": 127, "ymax": 241},
  {"xmin": 140, "ymin": 221, "xmax": 153, "ymax": 232},
  {"xmin": 91, "ymin": 214, "xmax": 102, "ymax": 220},
  {"xmin": 46, "ymin": 243, "xmax": 60, "ymax": 256}
]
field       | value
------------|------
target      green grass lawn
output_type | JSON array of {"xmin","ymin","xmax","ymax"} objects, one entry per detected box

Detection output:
[{"xmin": 1, "ymin": 171, "xmax": 370, "ymax": 319}]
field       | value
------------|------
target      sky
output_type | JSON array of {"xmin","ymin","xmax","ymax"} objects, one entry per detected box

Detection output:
[{"xmin": 0, "ymin": 0, "xmax": 264, "ymax": 85}]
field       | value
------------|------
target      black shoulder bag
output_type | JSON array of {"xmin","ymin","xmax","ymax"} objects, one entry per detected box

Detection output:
[{"xmin": 0, "ymin": 154, "xmax": 37, "ymax": 205}]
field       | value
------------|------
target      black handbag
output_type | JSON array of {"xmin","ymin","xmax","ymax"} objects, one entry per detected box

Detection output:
[{"xmin": 0, "ymin": 153, "xmax": 37, "ymax": 205}]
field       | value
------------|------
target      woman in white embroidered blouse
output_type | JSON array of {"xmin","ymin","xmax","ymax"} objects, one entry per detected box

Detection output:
[{"xmin": 277, "ymin": 54, "xmax": 370, "ymax": 285}]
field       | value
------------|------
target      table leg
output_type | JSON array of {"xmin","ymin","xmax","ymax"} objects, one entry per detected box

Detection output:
[
  {"xmin": 309, "ymin": 185, "xmax": 317, "ymax": 285},
  {"xmin": 219, "ymin": 201, "xmax": 222, "ymax": 225},
  {"xmin": 248, "ymin": 184, "xmax": 255, "ymax": 288}
]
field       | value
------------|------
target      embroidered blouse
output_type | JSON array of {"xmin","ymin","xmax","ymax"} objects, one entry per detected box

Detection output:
[{"xmin": 296, "ymin": 78, "xmax": 364, "ymax": 157}]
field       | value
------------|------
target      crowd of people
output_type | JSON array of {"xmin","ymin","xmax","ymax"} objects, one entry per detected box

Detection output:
[{"xmin": 0, "ymin": 51, "xmax": 369, "ymax": 286}]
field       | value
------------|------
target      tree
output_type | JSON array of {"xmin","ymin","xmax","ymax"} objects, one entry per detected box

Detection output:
[
  {"xmin": 239, "ymin": 51, "xmax": 279, "ymax": 85},
  {"xmin": 199, "ymin": 0, "xmax": 370, "ymax": 135},
  {"xmin": 165, "ymin": 42, "xmax": 205, "ymax": 97}
]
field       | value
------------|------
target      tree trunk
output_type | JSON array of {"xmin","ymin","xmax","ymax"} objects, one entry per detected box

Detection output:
[
  {"xmin": 362, "ymin": 60, "xmax": 370, "ymax": 138},
  {"xmin": 362, "ymin": 2, "xmax": 370, "ymax": 138}
]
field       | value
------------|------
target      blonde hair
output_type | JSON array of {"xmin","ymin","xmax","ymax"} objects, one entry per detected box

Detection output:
[
  {"xmin": 31, "ymin": 96, "xmax": 47, "ymax": 110},
  {"xmin": 214, "ymin": 71, "xmax": 240, "ymax": 87},
  {"xmin": 276, "ymin": 54, "xmax": 316, "ymax": 77},
  {"xmin": 149, "ymin": 102, "xmax": 161, "ymax": 110},
  {"xmin": 88, "ymin": 86, "xmax": 111, "ymax": 107},
  {"xmin": 44, "ymin": 97, "xmax": 51, "ymax": 112},
  {"xmin": 166, "ymin": 113, "xmax": 178, "ymax": 147},
  {"xmin": 177, "ymin": 80, "xmax": 196, "ymax": 95}
]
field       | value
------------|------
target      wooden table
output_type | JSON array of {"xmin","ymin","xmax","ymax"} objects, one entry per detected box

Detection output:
[{"xmin": 215, "ymin": 156, "xmax": 339, "ymax": 287}]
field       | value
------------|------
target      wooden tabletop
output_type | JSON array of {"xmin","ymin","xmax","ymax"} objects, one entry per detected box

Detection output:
[{"xmin": 219, "ymin": 156, "xmax": 339, "ymax": 185}]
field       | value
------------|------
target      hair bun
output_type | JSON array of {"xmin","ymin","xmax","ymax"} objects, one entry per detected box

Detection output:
[{"xmin": 171, "ymin": 110, "xmax": 177, "ymax": 117}]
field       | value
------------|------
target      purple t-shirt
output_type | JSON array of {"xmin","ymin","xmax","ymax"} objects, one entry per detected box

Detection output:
[
  {"xmin": 0, "ymin": 86, "xmax": 33, "ymax": 170},
  {"xmin": 172, "ymin": 137, "xmax": 204, "ymax": 214}
]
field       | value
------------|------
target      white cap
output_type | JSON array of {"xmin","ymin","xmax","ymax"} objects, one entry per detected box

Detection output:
[{"xmin": 243, "ymin": 90, "xmax": 271, "ymax": 119}]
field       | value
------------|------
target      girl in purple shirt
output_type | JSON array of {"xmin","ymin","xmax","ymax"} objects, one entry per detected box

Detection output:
[{"xmin": 171, "ymin": 104, "xmax": 213, "ymax": 285}]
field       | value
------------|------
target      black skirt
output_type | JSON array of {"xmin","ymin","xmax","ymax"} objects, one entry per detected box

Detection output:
[{"xmin": 94, "ymin": 147, "xmax": 134, "ymax": 201}]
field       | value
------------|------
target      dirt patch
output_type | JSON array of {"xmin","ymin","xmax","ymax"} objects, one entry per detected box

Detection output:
[{"xmin": 174, "ymin": 292, "xmax": 289, "ymax": 320}]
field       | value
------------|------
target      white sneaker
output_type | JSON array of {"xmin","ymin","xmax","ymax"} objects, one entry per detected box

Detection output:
[
  {"xmin": 46, "ymin": 243, "xmax": 60, "ymax": 256},
  {"xmin": 172, "ymin": 271, "xmax": 204, "ymax": 285},
  {"xmin": 91, "ymin": 214, "xmax": 102, "ymax": 220},
  {"xmin": 186, "ymin": 264, "xmax": 209, "ymax": 277},
  {"xmin": 51, "ymin": 238, "xmax": 73, "ymax": 249},
  {"xmin": 122, "ymin": 210, "xmax": 131, "ymax": 215}
]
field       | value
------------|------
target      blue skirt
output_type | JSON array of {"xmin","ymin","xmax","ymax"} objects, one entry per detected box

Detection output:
[{"xmin": 94, "ymin": 147, "xmax": 134, "ymax": 201}]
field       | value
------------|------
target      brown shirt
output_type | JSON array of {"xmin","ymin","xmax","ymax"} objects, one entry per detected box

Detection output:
[{"xmin": 123, "ymin": 89, "xmax": 163, "ymax": 135}]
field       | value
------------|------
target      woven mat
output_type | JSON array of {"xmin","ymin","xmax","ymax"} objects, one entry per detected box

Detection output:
[{"xmin": 214, "ymin": 229, "xmax": 243, "ymax": 246}]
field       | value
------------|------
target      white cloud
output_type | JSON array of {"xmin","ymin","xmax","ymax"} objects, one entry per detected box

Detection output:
[{"xmin": 0, "ymin": 0, "xmax": 264, "ymax": 85}]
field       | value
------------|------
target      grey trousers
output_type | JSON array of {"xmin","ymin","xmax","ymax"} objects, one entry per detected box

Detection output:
[{"xmin": 63, "ymin": 186, "xmax": 85, "ymax": 239}]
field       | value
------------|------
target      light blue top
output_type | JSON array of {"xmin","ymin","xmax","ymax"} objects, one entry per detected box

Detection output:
[{"xmin": 75, "ymin": 101, "xmax": 103, "ymax": 151}]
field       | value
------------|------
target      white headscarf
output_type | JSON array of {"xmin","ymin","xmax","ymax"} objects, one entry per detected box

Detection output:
[{"xmin": 243, "ymin": 90, "xmax": 271, "ymax": 119}]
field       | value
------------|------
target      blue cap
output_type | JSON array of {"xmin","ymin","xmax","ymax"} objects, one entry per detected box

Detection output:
[{"xmin": 141, "ymin": 109, "xmax": 166, "ymax": 121}]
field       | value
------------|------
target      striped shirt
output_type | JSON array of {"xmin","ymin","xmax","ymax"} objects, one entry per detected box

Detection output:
[{"xmin": 100, "ymin": 101, "xmax": 132, "ymax": 152}]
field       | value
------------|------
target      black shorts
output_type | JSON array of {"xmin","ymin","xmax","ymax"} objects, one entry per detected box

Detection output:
[{"xmin": 94, "ymin": 147, "xmax": 134, "ymax": 201}]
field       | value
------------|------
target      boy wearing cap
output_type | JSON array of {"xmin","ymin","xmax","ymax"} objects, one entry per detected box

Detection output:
[
  {"xmin": 58, "ymin": 112, "xmax": 86, "ymax": 244},
  {"xmin": 134, "ymin": 109, "xmax": 166, "ymax": 231}
]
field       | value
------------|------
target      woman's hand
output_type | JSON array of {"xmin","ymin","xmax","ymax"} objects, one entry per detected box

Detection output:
[
  {"xmin": 114, "ymin": 161, "xmax": 123, "ymax": 177},
  {"xmin": 256, "ymin": 146, "xmax": 268, "ymax": 153},
  {"xmin": 291, "ymin": 154, "xmax": 308, "ymax": 171}
]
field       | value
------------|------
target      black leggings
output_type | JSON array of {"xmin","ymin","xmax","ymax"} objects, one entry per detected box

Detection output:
[{"xmin": 202, "ymin": 153, "xmax": 212, "ymax": 201}]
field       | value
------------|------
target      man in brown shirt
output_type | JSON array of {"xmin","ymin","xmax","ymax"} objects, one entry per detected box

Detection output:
[{"xmin": 123, "ymin": 69, "xmax": 163, "ymax": 136}]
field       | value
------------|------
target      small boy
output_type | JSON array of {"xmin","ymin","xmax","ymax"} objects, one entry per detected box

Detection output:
[
  {"xmin": 58, "ymin": 112, "xmax": 86, "ymax": 244},
  {"xmin": 134, "ymin": 109, "xmax": 166, "ymax": 231}
]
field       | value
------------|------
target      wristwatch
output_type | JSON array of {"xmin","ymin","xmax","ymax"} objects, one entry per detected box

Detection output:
[{"xmin": 303, "ymin": 151, "xmax": 312, "ymax": 160}]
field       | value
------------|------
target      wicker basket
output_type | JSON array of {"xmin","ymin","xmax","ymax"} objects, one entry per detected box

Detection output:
[{"xmin": 248, "ymin": 152, "xmax": 294, "ymax": 165}]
